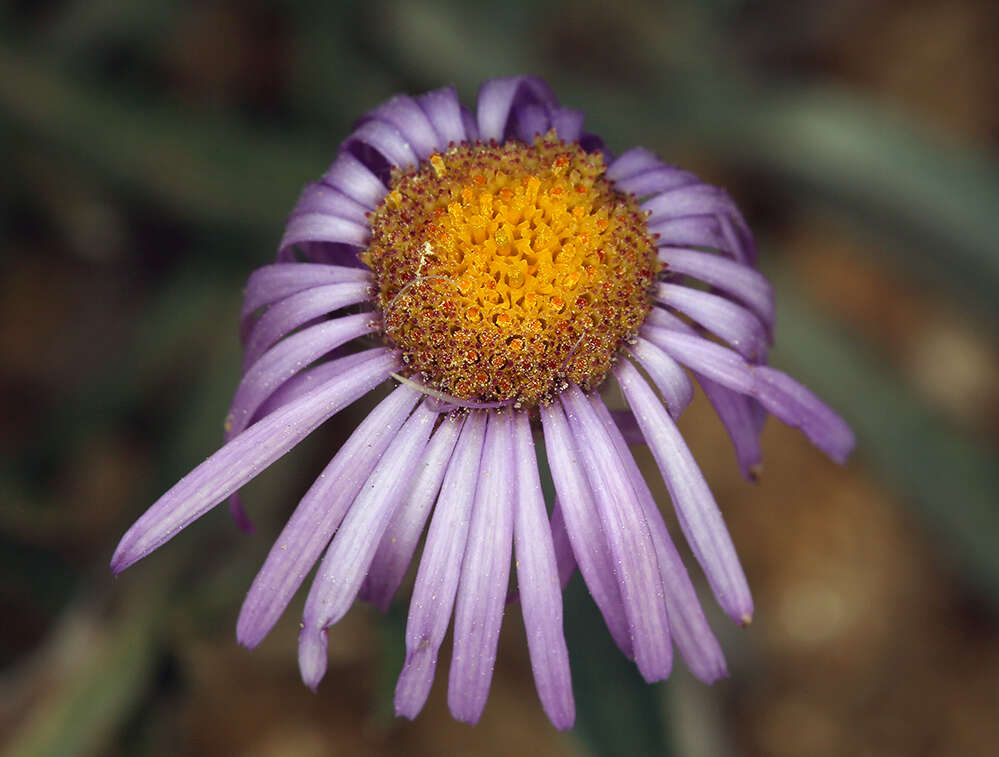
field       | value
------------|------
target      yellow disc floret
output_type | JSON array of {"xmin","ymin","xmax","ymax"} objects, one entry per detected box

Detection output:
[{"xmin": 363, "ymin": 132, "xmax": 661, "ymax": 406}]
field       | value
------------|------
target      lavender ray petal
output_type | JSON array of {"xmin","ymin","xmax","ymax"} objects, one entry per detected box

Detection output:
[
  {"xmin": 642, "ymin": 184, "xmax": 741, "ymax": 223},
  {"xmin": 628, "ymin": 337, "xmax": 694, "ymax": 419},
  {"xmin": 614, "ymin": 167, "xmax": 699, "ymax": 198},
  {"xmin": 649, "ymin": 215, "xmax": 734, "ymax": 256},
  {"xmin": 605, "ymin": 147, "xmax": 664, "ymax": 182},
  {"xmin": 609, "ymin": 409, "xmax": 644, "ymax": 445},
  {"xmin": 642, "ymin": 305, "xmax": 692, "ymax": 333},
  {"xmin": 654, "ymin": 283, "xmax": 769, "ymax": 360},
  {"xmin": 641, "ymin": 325, "xmax": 755, "ymax": 395},
  {"xmin": 477, "ymin": 76, "xmax": 557, "ymax": 142},
  {"xmin": 514, "ymin": 103, "xmax": 551, "ymax": 143},
  {"xmin": 752, "ymin": 366, "xmax": 855, "ymax": 463},
  {"xmin": 416, "ymin": 86, "xmax": 466, "ymax": 147},
  {"xmin": 395, "ymin": 411, "xmax": 487, "ymax": 720},
  {"xmin": 367, "ymin": 95, "xmax": 440, "ymax": 159},
  {"xmin": 111, "ymin": 351, "xmax": 398, "ymax": 575},
  {"xmin": 550, "ymin": 498, "xmax": 577, "ymax": 590},
  {"xmin": 344, "ymin": 119, "xmax": 419, "ymax": 169},
  {"xmin": 240, "ymin": 263, "xmax": 371, "ymax": 336},
  {"xmin": 657, "ymin": 247, "xmax": 775, "ymax": 328},
  {"xmin": 226, "ymin": 313, "xmax": 377, "ymax": 442},
  {"xmin": 697, "ymin": 374, "xmax": 763, "ymax": 481},
  {"xmin": 560, "ymin": 386, "xmax": 673, "ymax": 682},
  {"xmin": 539, "ymin": 401, "xmax": 634, "ymax": 659},
  {"xmin": 589, "ymin": 395, "xmax": 728, "ymax": 683},
  {"xmin": 300, "ymin": 402, "xmax": 440, "ymax": 675},
  {"xmin": 252, "ymin": 347, "xmax": 388, "ymax": 424},
  {"xmin": 322, "ymin": 151, "xmax": 388, "ymax": 209},
  {"xmin": 643, "ymin": 327, "xmax": 854, "ymax": 463},
  {"xmin": 614, "ymin": 360, "xmax": 753, "ymax": 624},
  {"xmin": 363, "ymin": 412, "xmax": 465, "ymax": 611},
  {"xmin": 447, "ymin": 410, "xmax": 516, "ymax": 724},
  {"xmin": 242, "ymin": 281, "xmax": 372, "ymax": 370},
  {"xmin": 278, "ymin": 213, "xmax": 370, "ymax": 258},
  {"xmin": 289, "ymin": 182, "xmax": 370, "ymax": 225},
  {"xmin": 236, "ymin": 380, "xmax": 420, "ymax": 648},
  {"xmin": 297, "ymin": 623, "xmax": 327, "ymax": 692},
  {"xmin": 227, "ymin": 492, "xmax": 255, "ymax": 533},
  {"xmin": 512, "ymin": 411, "xmax": 574, "ymax": 729},
  {"xmin": 549, "ymin": 107, "xmax": 584, "ymax": 143},
  {"xmin": 460, "ymin": 105, "xmax": 479, "ymax": 142}
]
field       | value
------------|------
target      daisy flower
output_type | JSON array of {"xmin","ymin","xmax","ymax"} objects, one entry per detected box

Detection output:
[{"xmin": 111, "ymin": 76, "xmax": 854, "ymax": 729}]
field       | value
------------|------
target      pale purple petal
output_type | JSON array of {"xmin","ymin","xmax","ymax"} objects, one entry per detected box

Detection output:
[
  {"xmin": 236, "ymin": 381, "xmax": 421, "ymax": 649},
  {"xmin": 460, "ymin": 106, "xmax": 479, "ymax": 142},
  {"xmin": 627, "ymin": 337, "xmax": 694, "ymax": 419},
  {"xmin": 654, "ymin": 283, "xmax": 769, "ymax": 360},
  {"xmin": 368, "ymin": 95, "xmax": 440, "ymax": 159},
  {"xmin": 297, "ymin": 625, "xmax": 327, "ymax": 693},
  {"xmin": 278, "ymin": 213, "xmax": 370, "ymax": 258},
  {"xmin": 111, "ymin": 351, "xmax": 399, "ymax": 575},
  {"xmin": 649, "ymin": 215, "xmax": 733, "ymax": 255},
  {"xmin": 588, "ymin": 395, "xmax": 728, "ymax": 683},
  {"xmin": 323, "ymin": 151, "xmax": 388, "ymax": 209},
  {"xmin": 539, "ymin": 401, "xmax": 633, "ymax": 659},
  {"xmin": 605, "ymin": 147, "xmax": 663, "ymax": 182},
  {"xmin": 642, "ymin": 327, "xmax": 854, "ymax": 462},
  {"xmin": 697, "ymin": 375, "xmax": 763, "ymax": 481},
  {"xmin": 395, "ymin": 411, "xmax": 487, "ymax": 720},
  {"xmin": 343, "ymin": 119, "xmax": 419, "ymax": 169},
  {"xmin": 609, "ymin": 409, "xmax": 644, "ymax": 445},
  {"xmin": 242, "ymin": 281, "xmax": 373, "ymax": 370},
  {"xmin": 560, "ymin": 385, "xmax": 673, "ymax": 682},
  {"xmin": 614, "ymin": 167, "xmax": 699, "ymax": 197},
  {"xmin": 226, "ymin": 313, "xmax": 377, "ymax": 442},
  {"xmin": 549, "ymin": 107, "xmax": 584, "ymax": 143},
  {"xmin": 657, "ymin": 247, "xmax": 774, "ymax": 328},
  {"xmin": 477, "ymin": 76, "xmax": 557, "ymax": 142},
  {"xmin": 299, "ymin": 401, "xmax": 440, "ymax": 689},
  {"xmin": 448, "ymin": 410, "xmax": 515, "ymax": 724},
  {"xmin": 363, "ymin": 412, "xmax": 465, "ymax": 610},
  {"xmin": 514, "ymin": 103, "xmax": 550, "ymax": 143},
  {"xmin": 511, "ymin": 410, "xmax": 574, "ymax": 730},
  {"xmin": 550, "ymin": 498, "xmax": 577, "ymax": 590},
  {"xmin": 643, "ymin": 305, "xmax": 691, "ymax": 333},
  {"xmin": 251, "ymin": 347, "xmax": 388, "ymax": 424},
  {"xmin": 417, "ymin": 86, "xmax": 466, "ymax": 147},
  {"xmin": 240, "ymin": 263, "xmax": 371, "ymax": 336},
  {"xmin": 289, "ymin": 182, "xmax": 370, "ymax": 225},
  {"xmin": 614, "ymin": 359, "xmax": 753, "ymax": 624}
]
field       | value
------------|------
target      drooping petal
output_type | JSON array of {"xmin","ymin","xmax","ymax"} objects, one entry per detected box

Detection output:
[
  {"xmin": 560, "ymin": 385, "xmax": 673, "ymax": 682},
  {"xmin": 605, "ymin": 147, "xmax": 664, "ymax": 182},
  {"xmin": 511, "ymin": 411, "xmax": 574, "ymax": 730},
  {"xmin": 477, "ymin": 76, "xmax": 557, "ymax": 142},
  {"xmin": 649, "ymin": 215, "xmax": 734, "ymax": 256},
  {"xmin": 236, "ymin": 381, "xmax": 420, "ymax": 649},
  {"xmin": 697, "ymin": 374, "xmax": 764, "ymax": 481},
  {"xmin": 395, "ymin": 411, "xmax": 487, "ymax": 720},
  {"xmin": 539, "ymin": 401, "xmax": 633, "ymax": 659},
  {"xmin": 322, "ymin": 151, "xmax": 388, "ymax": 209},
  {"xmin": 417, "ymin": 86, "xmax": 466, "ymax": 147},
  {"xmin": 613, "ymin": 166, "xmax": 699, "ymax": 197},
  {"xmin": 627, "ymin": 336, "xmax": 694, "ymax": 419},
  {"xmin": 298, "ymin": 400, "xmax": 440, "ymax": 689},
  {"xmin": 550, "ymin": 498, "xmax": 577, "ymax": 590},
  {"xmin": 657, "ymin": 247, "xmax": 774, "ymax": 328},
  {"xmin": 242, "ymin": 281, "xmax": 372, "ymax": 370},
  {"xmin": 588, "ymin": 394, "xmax": 728, "ymax": 683},
  {"xmin": 614, "ymin": 359, "xmax": 753, "ymax": 624},
  {"xmin": 448, "ymin": 410, "xmax": 515, "ymax": 724},
  {"xmin": 240, "ymin": 263, "xmax": 371, "ymax": 336},
  {"xmin": 654, "ymin": 284, "xmax": 769, "ymax": 360},
  {"xmin": 642, "ymin": 184, "xmax": 744, "ymax": 225},
  {"xmin": 111, "ymin": 351, "xmax": 399, "ymax": 575},
  {"xmin": 641, "ymin": 327, "xmax": 854, "ymax": 462},
  {"xmin": 226, "ymin": 313, "xmax": 377, "ymax": 442},
  {"xmin": 363, "ymin": 412, "xmax": 465, "ymax": 610}
]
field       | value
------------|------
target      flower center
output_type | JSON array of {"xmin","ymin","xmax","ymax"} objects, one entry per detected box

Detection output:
[{"xmin": 364, "ymin": 133, "xmax": 660, "ymax": 406}]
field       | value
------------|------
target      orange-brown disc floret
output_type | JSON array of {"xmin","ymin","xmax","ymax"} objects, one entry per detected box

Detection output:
[{"xmin": 363, "ymin": 132, "xmax": 661, "ymax": 406}]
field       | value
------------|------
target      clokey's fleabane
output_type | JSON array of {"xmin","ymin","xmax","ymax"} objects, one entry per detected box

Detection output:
[{"xmin": 112, "ymin": 76, "xmax": 854, "ymax": 729}]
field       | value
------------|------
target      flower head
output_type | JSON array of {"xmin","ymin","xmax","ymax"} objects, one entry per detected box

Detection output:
[{"xmin": 112, "ymin": 76, "xmax": 854, "ymax": 729}]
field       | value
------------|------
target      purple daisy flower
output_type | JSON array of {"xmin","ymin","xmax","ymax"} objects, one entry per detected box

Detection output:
[{"xmin": 112, "ymin": 76, "xmax": 854, "ymax": 730}]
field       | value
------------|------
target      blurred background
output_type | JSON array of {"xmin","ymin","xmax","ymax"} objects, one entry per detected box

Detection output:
[{"xmin": 2, "ymin": 0, "xmax": 998, "ymax": 755}]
